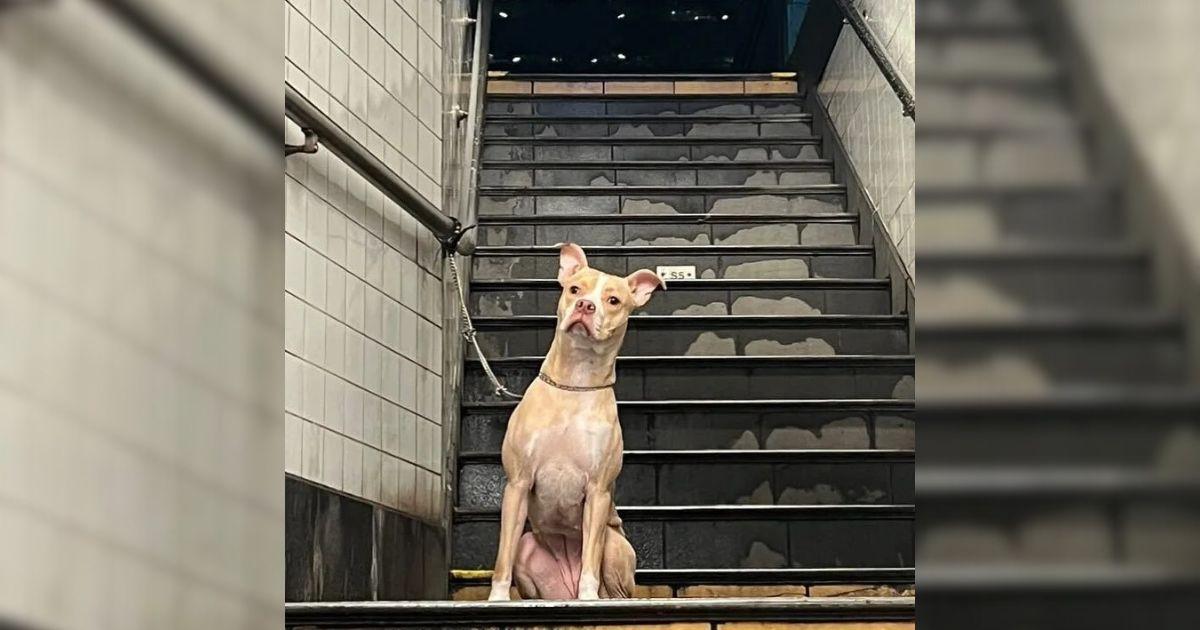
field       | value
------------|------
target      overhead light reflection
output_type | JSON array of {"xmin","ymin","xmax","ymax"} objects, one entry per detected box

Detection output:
[{"xmin": 498, "ymin": 11, "xmax": 508, "ymax": 18}]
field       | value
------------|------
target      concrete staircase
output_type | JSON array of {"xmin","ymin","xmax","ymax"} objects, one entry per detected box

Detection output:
[
  {"xmin": 445, "ymin": 74, "xmax": 915, "ymax": 624},
  {"xmin": 917, "ymin": 0, "xmax": 1200, "ymax": 627}
]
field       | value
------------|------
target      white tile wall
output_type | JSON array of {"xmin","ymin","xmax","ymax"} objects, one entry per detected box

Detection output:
[
  {"xmin": 818, "ymin": 1, "xmax": 916, "ymax": 274},
  {"xmin": 285, "ymin": 0, "xmax": 447, "ymax": 522}
]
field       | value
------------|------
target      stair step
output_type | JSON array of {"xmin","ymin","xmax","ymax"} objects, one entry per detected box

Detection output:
[
  {"xmin": 481, "ymin": 161, "xmax": 836, "ymax": 186},
  {"xmin": 458, "ymin": 449, "xmax": 913, "ymax": 509},
  {"xmin": 486, "ymin": 96, "xmax": 807, "ymax": 117},
  {"xmin": 286, "ymin": 596, "xmax": 915, "ymax": 626},
  {"xmin": 480, "ymin": 189, "xmax": 845, "ymax": 216},
  {"xmin": 461, "ymin": 398, "xmax": 914, "ymax": 452},
  {"xmin": 449, "ymin": 567, "xmax": 915, "ymax": 599},
  {"xmin": 476, "ymin": 212, "xmax": 855, "ymax": 247},
  {"xmin": 472, "ymin": 245, "xmax": 875, "ymax": 281},
  {"xmin": 454, "ymin": 505, "xmax": 914, "ymax": 570},
  {"xmin": 464, "ymin": 355, "xmax": 914, "ymax": 403},
  {"xmin": 919, "ymin": 390, "xmax": 1200, "ymax": 467},
  {"xmin": 472, "ymin": 314, "xmax": 909, "ymax": 357},
  {"xmin": 485, "ymin": 118, "xmax": 814, "ymax": 140},
  {"xmin": 470, "ymin": 278, "xmax": 890, "ymax": 316},
  {"xmin": 482, "ymin": 139, "xmax": 824, "ymax": 163}
]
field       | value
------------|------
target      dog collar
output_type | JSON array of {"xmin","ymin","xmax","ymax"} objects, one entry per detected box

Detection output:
[{"xmin": 537, "ymin": 371, "xmax": 615, "ymax": 392}]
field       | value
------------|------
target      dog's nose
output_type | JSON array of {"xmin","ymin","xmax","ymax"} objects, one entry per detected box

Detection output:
[{"xmin": 574, "ymin": 299, "xmax": 596, "ymax": 314}]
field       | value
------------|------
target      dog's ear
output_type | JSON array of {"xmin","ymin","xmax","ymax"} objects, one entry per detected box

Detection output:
[
  {"xmin": 626, "ymin": 269, "xmax": 666, "ymax": 307},
  {"xmin": 557, "ymin": 242, "xmax": 589, "ymax": 285}
]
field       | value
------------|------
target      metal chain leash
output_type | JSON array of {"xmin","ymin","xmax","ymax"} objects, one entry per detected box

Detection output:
[{"xmin": 446, "ymin": 253, "xmax": 524, "ymax": 400}]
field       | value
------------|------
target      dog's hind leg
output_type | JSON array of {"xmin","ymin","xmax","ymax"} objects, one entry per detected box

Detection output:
[{"xmin": 600, "ymin": 525, "xmax": 637, "ymax": 599}]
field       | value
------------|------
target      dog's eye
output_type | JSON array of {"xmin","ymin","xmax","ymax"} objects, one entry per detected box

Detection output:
[
  {"xmin": 607, "ymin": 296, "xmax": 620, "ymax": 306},
  {"xmin": 569, "ymin": 286, "xmax": 580, "ymax": 295}
]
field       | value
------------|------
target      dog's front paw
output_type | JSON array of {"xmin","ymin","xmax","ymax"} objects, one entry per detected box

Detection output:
[
  {"xmin": 488, "ymin": 582, "xmax": 512, "ymax": 601},
  {"xmin": 577, "ymin": 574, "xmax": 600, "ymax": 600}
]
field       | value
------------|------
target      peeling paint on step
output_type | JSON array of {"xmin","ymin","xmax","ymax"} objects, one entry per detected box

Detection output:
[
  {"xmin": 672, "ymin": 302, "xmax": 729, "ymax": 316},
  {"xmin": 745, "ymin": 337, "xmax": 836, "ymax": 356},
  {"xmin": 764, "ymin": 417, "xmax": 869, "ymax": 449},
  {"xmin": 740, "ymin": 541, "xmax": 787, "ymax": 569},
  {"xmin": 684, "ymin": 331, "xmax": 737, "ymax": 355},
  {"xmin": 717, "ymin": 224, "xmax": 800, "ymax": 246},
  {"xmin": 724, "ymin": 259, "xmax": 810, "ymax": 279},
  {"xmin": 801, "ymin": 223, "xmax": 856, "ymax": 245},
  {"xmin": 736, "ymin": 480, "xmax": 775, "ymax": 505},
  {"xmin": 922, "ymin": 275, "xmax": 1024, "ymax": 320},
  {"xmin": 732, "ymin": 295, "xmax": 820, "ymax": 315}
]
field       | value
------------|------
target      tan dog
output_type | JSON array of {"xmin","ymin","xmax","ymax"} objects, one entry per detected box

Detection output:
[{"xmin": 488, "ymin": 243, "xmax": 665, "ymax": 600}]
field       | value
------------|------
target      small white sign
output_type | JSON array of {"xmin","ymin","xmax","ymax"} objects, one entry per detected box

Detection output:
[{"xmin": 656, "ymin": 265, "xmax": 696, "ymax": 280}]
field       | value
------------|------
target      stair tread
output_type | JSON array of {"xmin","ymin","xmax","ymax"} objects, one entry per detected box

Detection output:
[
  {"xmin": 468, "ymin": 354, "xmax": 914, "ymax": 365},
  {"xmin": 460, "ymin": 449, "xmax": 914, "ymax": 464},
  {"xmin": 482, "ymin": 160, "xmax": 833, "ymax": 169},
  {"xmin": 920, "ymin": 388, "xmax": 1200, "ymax": 412},
  {"xmin": 473, "ymin": 277, "xmax": 884, "ymax": 288},
  {"xmin": 476, "ymin": 213, "xmax": 856, "ymax": 224},
  {"xmin": 455, "ymin": 504, "xmax": 915, "ymax": 521},
  {"xmin": 473, "ymin": 314, "xmax": 907, "ymax": 328},
  {"xmin": 463, "ymin": 398, "xmax": 916, "ymax": 411},
  {"xmin": 485, "ymin": 136, "xmax": 821, "ymax": 144},
  {"xmin": 476, "ymin": 244, "xmax": 872, "ymax": 254},
  {"xmin": 487, "ymin": 114, "xmax": 813, "ymax": 123},
  {"xmin": 286, "ymin": 596, "xmax": 915, "ymax": 625},
  {"xmin": 451, "ymin": 566, "xmax": 916, "ymax": 586},
  {"xmin": 480, "ymin": 184, "xmax": 846, "ymax": 194}
]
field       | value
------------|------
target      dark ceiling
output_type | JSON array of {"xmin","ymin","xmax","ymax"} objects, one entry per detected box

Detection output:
[{"xmin": 487, "ymin": 0, "xmax": 812, "ymax": 74}]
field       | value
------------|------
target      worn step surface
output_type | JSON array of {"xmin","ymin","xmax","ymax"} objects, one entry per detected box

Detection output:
[
  {"xmin": 473, "ymin": 314, "xmax": 909, "ymax": 357},
  {"xmin": 476, "ymin": 213, "xmax": 857, "ymax": 247},
  {"xmin": 458, "ymin": 449, "xmax": 914, "ymax": 509},
  {"xmin": 287, "ymin": 596, "xmax": 916, "ymax": 627},
  {"xmin": 479, "ymin": 185, "xmax": 846, "ymax": 215},
  {"xmin": 484, "ymin": 116, "xmax": 815, "ymax": 139},
  {"xmin": 472, "ymin": 245, "xmax": 875, "ymax": 280},
  {"xmin": 481, "ymin": 161, "xmax": 836, "ymax": 187},
  {"xmin": 465, "ymin": 355, "xmax": 915, "ymax": 403},
  {"xmin": 461, "ymin": 399, "xmax": 915, "ymax": 452},
  {"xmin": 454, "ymin": 504, "xmax": 914, "ymax": 571},
  {"xmin": 471, "ymin": 278, "xmax": 890, "ymax": 316}
]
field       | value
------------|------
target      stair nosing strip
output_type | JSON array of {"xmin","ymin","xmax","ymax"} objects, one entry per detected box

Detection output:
[
  {"xmin": 470, "ymin": 277, "xmax": 886, "ymax": 288},
  {"xmin": 475, "ymin": 213, "xmax": 855, "ymax": 224},
  {"xmin": 465, "ymin": 354, "xmax": 914, "ymax": 365},
  {"xmin": 480, "ymin": 160, "xmax": 834, "ymax": 169},
  {"xmin": 470, "ymin": 314, "xmax": 908, "ymax": 329},
  {"xmin": 454, "ymin": 504, "xmax": 915, "ymax": 522},
  {"xmin": 479, "ymin": 184, "xmax": 846, "ymax": 195},
  {"xmin": 450, "ymin": 566, "xmax": 916, "ymax": 585},
  {"xmin": 474, "ymin": 244, "xmax": 873, "ymax": 255},
  {"xmin": 459, "ymin": 449, "xmax": 914, "ymax": 465},
  {"xmin": 486, "ymin": 114, "xmax": 813, "ymax": 123},
  {"xmin": 462, "ymin": 398, "xmax": 916, "ymax": 411},
  {"xmin": 917, "ymin": 313, "xmax": 1181, "ymax": 335},
  {"xmin": 484, "ymin": 136, "xmax": 822, "ymax": 144}
]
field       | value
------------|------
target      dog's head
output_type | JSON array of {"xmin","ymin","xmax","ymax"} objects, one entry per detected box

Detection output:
[{"xmin": 554, "ymin": 242, "xmax": 665, "ymax": 344}]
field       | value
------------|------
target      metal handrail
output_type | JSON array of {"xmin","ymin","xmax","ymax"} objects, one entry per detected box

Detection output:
[
  {"xmin": 831, "ymin": 0, "xmax": 916, "ymax": 119},
  {"xmin": 283, "ymin": 83, "xmax": 463, "ymax": 249}
]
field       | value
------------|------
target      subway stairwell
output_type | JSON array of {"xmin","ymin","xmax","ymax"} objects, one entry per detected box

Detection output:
[{"xmin": 448, "ymin": 75, "xmax": 916, "ymax": 609}]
